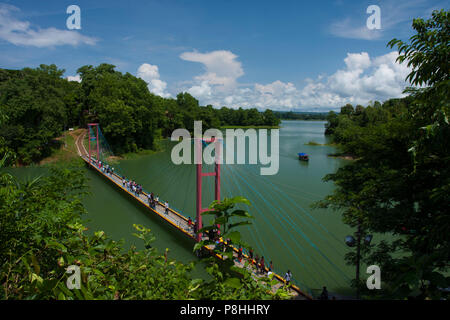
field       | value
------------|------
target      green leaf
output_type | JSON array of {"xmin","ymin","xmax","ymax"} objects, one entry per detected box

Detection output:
[
  {"xmin": 214, "ymin": 216, "xmax": 227, "ymax": 225},
  {"xmin": 230, "ymin": 209, "xmax": 253, "ymax": 218},
  {"xmin": 46, "ymin": 241, "xmax": 68, "ymax": 253},
  {"xmin": 224, "ymin": 277, "xmax": 242, "ymax": 289},
  {"xmin": 230, "ymin": 196, "xmax": 252, "ymax": 206},
  {"xmin": 227, "ymin": 231, "xmax": 241, "ymax": 243}
]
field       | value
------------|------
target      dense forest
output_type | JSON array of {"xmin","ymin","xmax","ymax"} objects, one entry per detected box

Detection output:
[
  {"xmin": 0, "ymin": 64, "xmax": 280, "ymax": 165},
  {"xmin": 275, "ymin": 111, "xmax": 328, "ymax": 121},
  {"xmin": 317, "ymin": 10, "xmax": 449, "ymax": 299}
]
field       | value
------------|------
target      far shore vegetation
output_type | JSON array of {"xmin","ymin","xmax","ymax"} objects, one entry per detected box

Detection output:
[{"xmin": 275, "ymin": 111, "xmax": 328, "ymax": 121}]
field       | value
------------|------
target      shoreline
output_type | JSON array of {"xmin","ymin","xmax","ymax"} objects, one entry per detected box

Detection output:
[
  {"xmin": 327, "ymin": 153, "xmax": 357, "ymax": 161},
  {"xmin": 219, "ymin": 125, "xmax": 280, "ymax": 129}
]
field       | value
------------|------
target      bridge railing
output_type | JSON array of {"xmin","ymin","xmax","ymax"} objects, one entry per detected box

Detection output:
[{"xmin": 237, "ymin": 247, "xmax": 314, "ymax": 299}]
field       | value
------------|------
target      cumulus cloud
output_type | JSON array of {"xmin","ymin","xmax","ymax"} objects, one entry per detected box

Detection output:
[
  {"xmin": 180, "ymin": 50, "xmax": 244, "ymax": 91},
  {"xmin": 180, "ymin": 51, "xmax": 411, "ymax": 111},
  {"xmin": 188, "ymin": 81, "xmax": 212, "ymax": 98},
  {"xmin": 0, "ymin": 4, "xmax": 97, "ymax": 47},
  {"xmin": 66, "ymin": 75, "xmax": 81, "ymax": 82},
  {"xmin": 137, "ymin": 63, "xmax": 171, "ymax": 98},
  {"xmin": 298, "ymin": 51, "xmax": 411, "ymax": 108}
]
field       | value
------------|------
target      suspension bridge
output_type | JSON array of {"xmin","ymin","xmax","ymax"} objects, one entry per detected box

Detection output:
[{"xmin": 74, "ymin": 124, "xmax": 313, "ymax": 300}]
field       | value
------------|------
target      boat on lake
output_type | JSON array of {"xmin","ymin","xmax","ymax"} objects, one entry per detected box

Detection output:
[{"xmin": 298, "ymin": 153, "xmax": 309, "ymax": 161}]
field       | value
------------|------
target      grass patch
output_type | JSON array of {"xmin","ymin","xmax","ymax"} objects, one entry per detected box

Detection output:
[
  {"xmin": 305, "ymin": 141, "xmax": 324, "ymax": 146},
  {"xmin": 304, "ymin": 140, "xmax": 336, "ymax": 146},
  {"xmin": 39, "ymin": 131, "xmax": 82, "ymax": 166}
]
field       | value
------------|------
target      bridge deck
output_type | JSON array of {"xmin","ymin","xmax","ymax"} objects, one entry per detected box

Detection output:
[{"xmin": 75, "ymin": 130, "xmax": 311, "ymax": 300}]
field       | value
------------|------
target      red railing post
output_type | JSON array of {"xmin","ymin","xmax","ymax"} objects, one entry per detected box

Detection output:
[
  {"xmin": 196, "ymin": 138, "xmax": 203, "ymax": 242},
  {"xmin": 96, "ymin": 124, "xmax": 99, "ymax": 165},
  {"xmin": 87, "ymin": 123, "xmax": 99, "ymax": 165},
  {"xmin": 88, "ymin": 126, "xmax": 91, "ymax": 164},
  {"xmin": 215, "ymin": 138, "xmax": 221, "ymax": 202},
  {"xmin": 196, "ymin": 137, "xmax": 221, "ymax": 242}
]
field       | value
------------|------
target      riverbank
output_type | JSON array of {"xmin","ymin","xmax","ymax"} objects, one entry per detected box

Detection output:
[
  {"xmin": 281, "ymin": 119, "xmax": 326, "ymax": 121},
  {"xmin": 304, "ymin": 140, "xmax": 335, "ymax": 146},
  {"xmin": 304, "ymin": 140, "xmax": 356, "ymax": 160},
  {"xmin": 220, "ymin": 125, "xmax": 280, "ymax": 129},
  {"xmin": 36, "ymin": 129, "xmax": 165, "ymax": 166},
  {"xmin": 327, "ymin": 153, "xmax": 357, "ymax": 161}
]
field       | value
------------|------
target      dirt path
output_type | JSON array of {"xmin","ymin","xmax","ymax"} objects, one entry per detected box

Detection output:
[{"xmin": 72, "ymin": 129, "xmax": 87, "ymax": 157}]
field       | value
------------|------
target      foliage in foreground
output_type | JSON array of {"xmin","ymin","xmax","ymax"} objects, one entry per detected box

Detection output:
[
  {"xmin": 0, "ymin": 162, "xmax": 284, "ymax": 300},
  {"xmin": 194, "ymin": 196, "xmax": 292, "ymax": 300}
]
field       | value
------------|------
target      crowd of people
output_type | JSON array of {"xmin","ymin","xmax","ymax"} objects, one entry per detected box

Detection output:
[
  {"xmin": 97, "ymin": 160, "xmax": 192, "ymax": 231},
  {"xmin": 97, "ymin": 160, "xmax": 114, "ymax": 176},
  {"xmin": 122, "ymin": 177, "xmax": 144, "ymax": 197}
]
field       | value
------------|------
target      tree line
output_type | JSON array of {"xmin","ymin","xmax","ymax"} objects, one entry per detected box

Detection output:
[
  {"xmin": 0, "ymin": 64, "xmax": 280, "ymax": 165},
  {"xmin": 275, "ymin": 111, "xmax": 328, "ymax": 121}
]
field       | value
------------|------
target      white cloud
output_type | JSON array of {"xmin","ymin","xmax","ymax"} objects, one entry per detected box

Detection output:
[
  {"xmin": 66, "ymin": 75, "xmax": 81, "ymax": 82},
  {"xmin": 298, "ymin": 51, "xmax": 411, "ymax": 108},
  {"xmin": 137, "ymin": 63, "xmax": 171, "ymax": 98},
  {"xmin": 0, "ymin": 4, "xmax": 97, "ymax": 47},
  {"xmin": 344, "ymin": 52, "xmax": 371, "ymax": 70},
  {"xmin": 180, "ymin": 50, "xmax": 244, "ymax": 90},
  {"xmin": 179, "ymin": 51, "xmax": 411, "ymax": 111},
  {"xmin": 188, "ymin": 81, "xmax": 212, "ymax": 98}
]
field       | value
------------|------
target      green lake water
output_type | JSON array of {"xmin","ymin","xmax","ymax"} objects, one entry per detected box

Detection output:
[{"xmin": 6, "ymin": 120, "xmax": 356, "ymax": 296}]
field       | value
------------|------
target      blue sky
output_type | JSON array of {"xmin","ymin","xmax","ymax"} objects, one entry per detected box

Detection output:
[{"xmin": 0, "ymin": 0, "xmax": 447, "ymax": 111}]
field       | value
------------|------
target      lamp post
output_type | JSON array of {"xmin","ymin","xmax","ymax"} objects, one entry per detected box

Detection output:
[{"xmin": 345, "ymin": 220, "xmax": 372, "ymax": 300}]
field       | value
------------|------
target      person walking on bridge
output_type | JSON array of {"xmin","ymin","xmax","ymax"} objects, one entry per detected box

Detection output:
[
  {"xmin": 254, "ymin": 254, "xmax": 259, "ymax": 268},
  {"xmin": 164, "ymin": 201, "xmax": 169, "ymax": 215},
  {"xmin": 147, "ymin": 193, "xmax": 153, "ymax": 207},
  {"xmin": 237, "ymin": 246, "xmax": 243, "ymax": 263},
  {"xmin": 284, "ymin": 270, "xmax": 292, "ymax": 288},
  {"xmin": 259, "ymin": 256, "xmax": 266, "ymax": 274},
  {"xmin": 188, "ymin": 217, "xmax": 193, "ymax": 231},
  {"xmin": 319, "ymin": 286, "xmax": 329, "ymax": 300}
]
